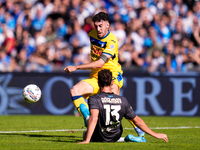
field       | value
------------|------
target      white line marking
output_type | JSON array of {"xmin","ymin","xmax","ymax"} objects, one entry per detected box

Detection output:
[
  {"xmin": 0, "ymin": 126, "xmax": 199, "ymax": 134},
  {"xmin": 125, "ymin": 126, "xmax": 200, "ymax": 130},
  {"xmin": 151, "ymin": 126, "xmax": 200, "ymax": 129},
  {"xmin": 0, "ymin": 129, "xmax": 85, "ymax": 133}
]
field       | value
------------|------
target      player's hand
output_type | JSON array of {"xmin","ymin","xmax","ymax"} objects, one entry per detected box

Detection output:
[
  {"xmin": 154, "ymin": 133, "xmax": 168, "ymax": 142},
  {"xmin": 64, "ymin": 66, "xmax": 77, "ymax": 74}
]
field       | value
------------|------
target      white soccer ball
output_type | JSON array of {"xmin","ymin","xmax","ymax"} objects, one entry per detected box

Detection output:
[{"xmin": 22, "ymin": 84, "xmax": 41, "ymax": 103}]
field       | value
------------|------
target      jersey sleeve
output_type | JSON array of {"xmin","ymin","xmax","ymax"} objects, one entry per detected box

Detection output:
[
  {"xmin": 123, "ymin": 98, "xmax": 136, "ymax": 119},
  {"xmin": 88, "ymin": 95, "xmax": 99, "ymax": 110},
  {"xmin": 102, "ymin": 38, "xmax": 118, "ymax": 57}
]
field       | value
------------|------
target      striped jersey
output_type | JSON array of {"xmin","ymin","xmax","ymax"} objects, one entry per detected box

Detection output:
[{"xmin": 89, "ymin": 30, "xmax": 123, "ymax": 77}]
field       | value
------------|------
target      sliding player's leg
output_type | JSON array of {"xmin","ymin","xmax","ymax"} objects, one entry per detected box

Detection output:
[
  {"xmin": 124, "ymin": 134, "xmax": 146, "ymax": 142},
  {"xmin": 117, "ymin": 135, "xmax": 146, "ymax": 142},
  {"xmin": 127, "ymin": 119, "xmax": 145, "ymax": 137},
  {"xmin": 112, "ymin": 73, "xmax": 145, "ymax": 137}
]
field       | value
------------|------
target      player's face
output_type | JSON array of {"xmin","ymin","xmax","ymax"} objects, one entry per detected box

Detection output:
[{"xmin": 94, "ymin": 20, "xmax": 109, "ymax": 38}]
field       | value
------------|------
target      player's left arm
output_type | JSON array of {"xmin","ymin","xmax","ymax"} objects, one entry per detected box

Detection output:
[
  {"xmin": 78, "ymin": 109, "xmax": 99, "ymax": 144},
  {"xmin": 131, "ymin": 116, "xmax": 168, "ymax": 142}
]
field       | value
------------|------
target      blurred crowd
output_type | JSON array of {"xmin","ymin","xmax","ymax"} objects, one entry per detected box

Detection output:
[{"xmin": 0, "ymin": 0, "xmax": 200, "ymax": 74}]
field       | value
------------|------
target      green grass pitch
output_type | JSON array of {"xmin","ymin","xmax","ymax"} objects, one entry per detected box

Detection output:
[{"xmin": 0, "ymin": 115, "xmax": 199, "ymax": 150}]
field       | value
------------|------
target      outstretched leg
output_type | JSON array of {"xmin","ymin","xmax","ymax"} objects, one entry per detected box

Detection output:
[
  {"xmin": 80, "ymin": 103, "xmax": 90, "ymax": 127},
  {"xmin": 127, "ymin": 119, "xmax": 145, "ymax": 137},
  {"xmin": 112, "ymin": 83, "xmax": 145, "ymax": 137},
  {"xmin": 70, "ymin": 81, "xmax": 93, "ymax": 118},
  {"xmin": 72, "ymin": 95, "xmax": 88, "ymax": 117}
]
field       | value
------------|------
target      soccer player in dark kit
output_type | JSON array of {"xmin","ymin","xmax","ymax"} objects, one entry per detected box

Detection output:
[{"xmin": 79, "ymin": 69, "xmax": 168, "ymax": 143}]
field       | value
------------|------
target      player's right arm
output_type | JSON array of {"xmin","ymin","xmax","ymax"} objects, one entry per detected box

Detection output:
[
  {"xmin": 64, "ymin": 53, "xmax": 111, "ymax": 74},
  {"xmin": 131, "ymin": 116, "xmax": 168, "ymax": 142},
  {"xmin": 78, "ymin": 109, "xmax": 99, "ymax": 144}
]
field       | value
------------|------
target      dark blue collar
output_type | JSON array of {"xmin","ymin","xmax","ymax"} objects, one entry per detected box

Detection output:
[{"xmin": 98, "ymin": 30, "xmax": 110, "ymax": 39}]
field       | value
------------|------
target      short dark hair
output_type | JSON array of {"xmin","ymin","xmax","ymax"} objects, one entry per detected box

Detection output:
[
  {"xmin": 98, "ymin": 69, "xmax": 112, "ymax": 88},
  {"xmin": 92, "ymin": 12, "xmax": 110, "ymax": 22}
]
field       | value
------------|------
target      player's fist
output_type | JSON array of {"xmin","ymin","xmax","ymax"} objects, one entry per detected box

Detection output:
[{"xmin": 64, "ymin": 66, "xmax": 77, "ymax": 74}]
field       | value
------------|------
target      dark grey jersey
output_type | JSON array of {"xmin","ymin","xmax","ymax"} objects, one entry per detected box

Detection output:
[{"xmin": 88, "ymin": 92, "xmax": 136, "ymax": 142}]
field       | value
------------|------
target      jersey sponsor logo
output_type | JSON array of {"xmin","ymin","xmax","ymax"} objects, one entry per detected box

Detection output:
[
  {"xmin": 90, "ymin": 37, "xmax": 107, "ymax": 48},
  {"xmin": 102, "ymin": 122, "xmax": 120, "ymax": 132}
]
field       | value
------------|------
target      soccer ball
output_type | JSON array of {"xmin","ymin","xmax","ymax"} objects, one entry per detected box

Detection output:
[{"xmin": 22, "ymin": 84, "xmax": 41, "ymax": 103}]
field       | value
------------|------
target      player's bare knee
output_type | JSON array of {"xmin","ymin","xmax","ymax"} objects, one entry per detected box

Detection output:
[{"xmin": 70, "ymin": 87, "xmax": 79, "ymax": 96}]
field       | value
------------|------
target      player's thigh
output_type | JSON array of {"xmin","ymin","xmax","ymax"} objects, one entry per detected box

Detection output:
[
  {"xmin": 82, "ymin": 78, "xmax": 100, "ymax": 99},
  {"xmin": 71, "ymin": 80, "xmax": 94, "ymax": 96}
]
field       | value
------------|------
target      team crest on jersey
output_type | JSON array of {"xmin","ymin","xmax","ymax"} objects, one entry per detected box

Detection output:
[{"xmin": 101, "ymin": 43, "xmax": 105, "ymax": 48}]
